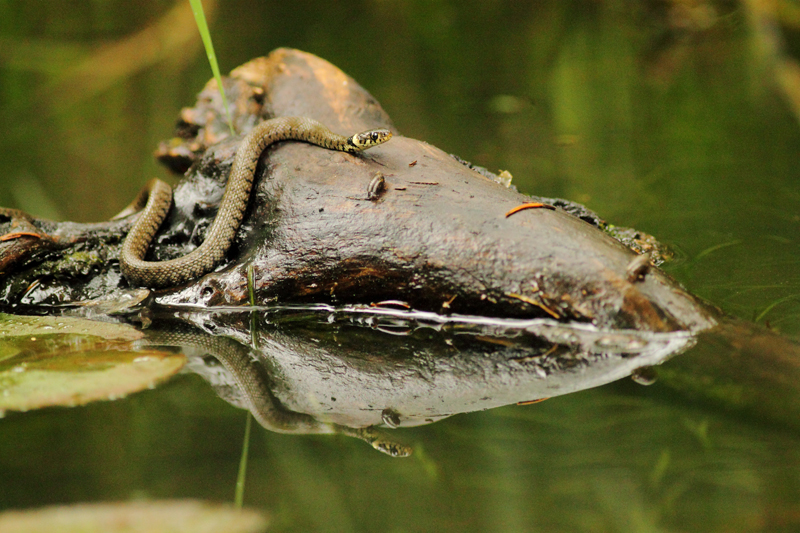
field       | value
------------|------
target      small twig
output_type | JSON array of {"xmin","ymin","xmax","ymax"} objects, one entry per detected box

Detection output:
[
  {"xmin": 516, "ymin": 398, "xmax": 549, "ymax": 405},
  {"xmin": 0, "ymin": 232, "xmax": 42, "ymax": 242},
  {"xmin": 504, "ymin": 202, "xmax": 556, "ymax": 218}
]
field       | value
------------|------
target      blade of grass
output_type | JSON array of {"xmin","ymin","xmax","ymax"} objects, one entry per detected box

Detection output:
[
  {"xmin": 755, "ymin": 293, "xmax": 800, "ymax": 323},
  {"xmin": 189, "ymin": 0, "xmax": 234, "ymax": 134},
  {"xmin": 234, "ymin": 412, "xmax": 253, "ymax": 508},
  {"xmin": 693, "ymin": 240, "xmax": 742, "ymax": 262}
]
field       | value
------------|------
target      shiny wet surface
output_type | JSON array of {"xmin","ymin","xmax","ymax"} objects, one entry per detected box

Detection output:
[{"xmin": 1, "ymin": 1, "xmax": 800, "ymax": 531}]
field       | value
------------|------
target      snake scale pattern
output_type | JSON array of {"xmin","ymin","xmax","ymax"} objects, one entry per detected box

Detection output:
[{"xmin": 120, "ymin": 117, "xmax": 392, "ymax": 288}]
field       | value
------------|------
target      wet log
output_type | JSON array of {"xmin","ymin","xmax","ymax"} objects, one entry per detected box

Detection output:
[{"xmin": 0, "ymin": 49, "xmax": 716, "ymax": 335}]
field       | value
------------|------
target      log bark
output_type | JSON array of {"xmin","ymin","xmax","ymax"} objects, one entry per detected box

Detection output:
[{"xmin": 0, "ymin": 48, "xmax": 718, "ymax": 334}]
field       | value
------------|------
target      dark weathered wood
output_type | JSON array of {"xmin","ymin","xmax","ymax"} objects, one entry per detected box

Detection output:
[
  {"xmin": 153, "ymin": 49, "xmax": 719, "ymax": 333},
  {"xmin": 0, "ymin": 48, "xmax": 717, "ymax": 334}
]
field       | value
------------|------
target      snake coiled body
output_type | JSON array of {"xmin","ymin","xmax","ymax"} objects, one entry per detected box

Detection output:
[{"xmin": 120, "ymin": 117, "xmax": 392, "ymax": 288}]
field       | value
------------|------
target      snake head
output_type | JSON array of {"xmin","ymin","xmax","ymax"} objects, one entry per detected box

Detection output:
[{"xmin": 347, "ymin": 128, "xmax": 393, "ymax": 151}]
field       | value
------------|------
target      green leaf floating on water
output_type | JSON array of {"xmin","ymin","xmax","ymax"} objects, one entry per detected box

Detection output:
[
  {"xmin": 0, "ymin": 500, "xmax": 268, "ymax": 533},
  {"xmin": 0, "ymin": 313, "xmax": 185, "ymax": 413}
]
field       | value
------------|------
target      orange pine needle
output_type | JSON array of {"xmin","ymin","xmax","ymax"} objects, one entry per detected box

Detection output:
[
  {"xmin": 0, "ymin": 231, "xmax": 42, "ymax": 242},
  {"xmin": 505, "ymin": 202, "xmax": 555, "ymax": 218},
  {"xmin": 517, "ymin": 398, "xmax": 549, "ymax": 405}
]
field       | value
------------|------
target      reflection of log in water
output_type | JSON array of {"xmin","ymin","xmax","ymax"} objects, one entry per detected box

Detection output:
[
  {"xmin": 139, "ymin": 306, "xmax": 698, "ymax": 454},
  {"xmin": 147, "ymin": 308, "xmax": 800, "ymax": 454},
  {"xmin": 141, "ymin": 321, "xmax": 412, "ymax": 457}
]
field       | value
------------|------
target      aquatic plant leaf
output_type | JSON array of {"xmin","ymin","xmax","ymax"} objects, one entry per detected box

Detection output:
[
  {"xmin": 0, "ymin": 313, "xmax": 144, "ymax": 341},
  {"xmin": 0, "ymin": 313, "xmax": 185, "ymax": 412},
  {"xmin": 0, "ymin": 349, "xmax": 185, "ymax": 412},
  {"xmin": 0, "ymin": 500, "xmax": 268, "ymax": 533}
]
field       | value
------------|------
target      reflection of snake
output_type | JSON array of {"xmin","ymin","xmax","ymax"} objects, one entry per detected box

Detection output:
[
  {"xmin": 120, "ymin": 117, "xmax": 392, "ymax": 288},
  {"xmin": 144, "ymin": 328, "xmax": 411, "ymax": 457}
]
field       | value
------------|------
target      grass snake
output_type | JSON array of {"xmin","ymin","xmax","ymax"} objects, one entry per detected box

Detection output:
[{"xmin": 120, "ymin": 117, "xmax": 392, "ymax": 288}]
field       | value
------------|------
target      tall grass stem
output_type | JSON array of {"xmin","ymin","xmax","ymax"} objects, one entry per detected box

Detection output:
[
  {"xmin": 234, "ymin": 412, "xmax": 252, "ymax": 508},
  {"xmin": 189, "ymin": 0, "xmax": 235, "ymax": 134}
]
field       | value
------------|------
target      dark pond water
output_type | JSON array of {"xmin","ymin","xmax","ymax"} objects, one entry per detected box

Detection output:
[{"xmin": 1, "ymin": 1, "xmax": 800, "ymax": 531}]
